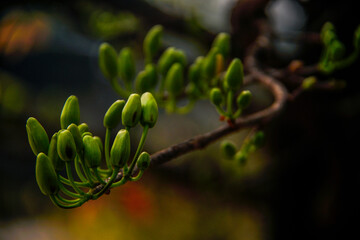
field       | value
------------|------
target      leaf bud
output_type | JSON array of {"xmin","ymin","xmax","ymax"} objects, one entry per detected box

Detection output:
[
  {"xmin": 26, "ymin": 117, "xmax": 49, "ymax": 156},
  {"xmin": 210, "ymin": 88, "xmax": 224, "ymax": 106},
  {"xmin": 236, "ymin": 90, "xmax": 252, "ymax": 109},
  {"xmin": 60, "ymin": 95, "xmax": 80, "ymax": 129},
  {"xmin": 143, "ymin": 25, "xmax": 163, "ymax": 62},
  {"xmin": 83, "ymin": 135, "xmax": 101, "ymax": 168},
  {"xmin": 118, "ymin": 47, "xmax": 136, "ymax": 84},
  {"xmin": 212, "ymin": 32, "xmax": 230, "ymax": 58},
  {"xmin": 103, "ymin": 100, "xmax": 125, "ymax": 129},
  {"xmin": 110, "ymin": 129, "xmax": 131, "ymax": 168},
  {"xmin": 321, "ymin": 22, "xmax": 336, "ymax": 45},
  {"xmin": 165, "ymin": 63, "xmax": 184, "ymax": 97},
  {"xmin": 221, "ymin": 140, "xmax": 237, "ymax": 159},
  {"xmin": 36, "ymin": 153, "xmax": 59, "ymax": 195},
  {"xmin": 122, "ymin": 93, "xmax": 142, "ymax": 128},
  {"xmin": 140, "ymin": 92, "xmax": 158, "ymax": 128},
  {"xmin": 57, "ymin": 130, "xmax": 77, "ymax": 161},
  {"xmin": 82, "ymin": 131, "xmax": 93, "ymax": 138},
  {"xmin": 98, "ymin": 42, "xmax": 118, "ymax": 79},
  {"xmin": 224, "ymin": 58, "xmax": 244, "ymax": 91},
  {"xmin": 48, "ymin": 133, "xmax": 65, "ymax": 171},
  {"xmin": 137, "ymin": 152, "xmax": 151, "ymax": 171}
]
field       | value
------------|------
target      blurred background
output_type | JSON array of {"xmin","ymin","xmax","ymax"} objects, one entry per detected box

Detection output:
[{"xmin": 0, "ymin": 0, "xmax": 359, "ymax": 239}]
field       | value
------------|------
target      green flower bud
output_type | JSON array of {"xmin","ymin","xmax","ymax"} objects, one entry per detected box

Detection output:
[
  {"xmin": 93, "ymin": 136, "xmax": 103, "ymax": 153},
  {"xmin": 78, "ymin": 123, "xmax": 89, "ymax": 135},
  {"xmin": 26, "ymin": 117, "xmax": 49, "ymax": 156},
  {"xmin": 99, "ymin": 42, "xmax": 118, "ymax": 79},
  {"xmin": 174, "ymin": 49, "xmax": 187, "ymax": 67},
  {"xmin": 118, "ymin": 47, "xmax": 136, "ymax": 83},
  {"xmin": 67, "ymin": 123, "xmax": 83, "ymax": 155},
  {"xmin": 48, "ymin": 133, "xmax": 65, "ymax": 171},
  {"xmin": 145, "ymin": 64, "xmax": 158, "ymax": 89},
  {"xmin": 212, "ymin": 32, "xmax": 230, "ymax": 58},
  {"xmin": 103, "ymin": 100, "xmax": 126, "ymax": 129},
  {"xmin": 135, "ymin": 70, "xmax": 151, "ymax": 93},
  {"xmin": 234, "ymin": 151, "xmax": 247, "ymax": 165},
  {"xmin": 202, "ymin": 47, "xmax": 219, "ymax": 79},
  {"xmin": 122, "ymin": 93, "xmax": 142, "ymax": 128},
  {"xmin": 60, "ymin": 95, "xmax": 80, "ymax": 129},
  {"xmin": 221, "ymin": 140, "xmax": 237, "ymax": 159},
  {"xmin": 82, "ymin": 131, "xmax": 93, "ymax": 138},
  {"xmin": 36, "ymin": 153, "xmax": 59, "ymax": 195},
  {"xmin": 236, "ymin": 90, "xmax": 252, "ymax": 109},
  {"xmin": 137, "ymin": 152, "xmax": 151, "ymax": 171},
  {"xmin": 158, "ymin": 47, "xmax": 176, "ymax": 77},
  {"xmin": 140, "ymin": 92, "xmax": 158, "ymax": 128},
  {"xmin": 225, "ymin": 58, "xmax": 244, "ymax": 91},
  {"xmin": 321, "ymin": 22, "xmax": 335, "ymax": 45},
  {"xmin": 57, "ymin": 130, "xmax": 77, "ymax": 161},
  {"xmin": 110, "ymin": 129, "xmax": 131, "ymax": 168},
  {"xmin": 165, "ymin": 63, "xmax": 184, "ymax": 96},
  {"xmin": 83, "ymin": 135, "xmax": 101, "ymax": 168},
  {"xmin": 188, "ymin": 57, "xmax": 203, "ymax": 84},
  {"xmin": 252, "ymin": 131, "xmax": 265, "ymax": 148},
  {"xmin": 302, "ymin": 76, "xmax": 317, "ymax": 90},
  {"xmin": 210, "ymin": 88, "xmax": 224, "ymax": 106},
  {"xmin": 143, "ymin": 25, "xmax": 163, "ymax": 62}
]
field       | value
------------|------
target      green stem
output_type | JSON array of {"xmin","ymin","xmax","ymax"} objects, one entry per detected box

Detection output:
[
  {"xmin": 126, "ymin": 125, "xmax": 149, "ymax": 178},
  {"xmin": 104, "ymin": 128, "xmax": 112, "ymax": 171},
  {"xmin": 58, "ymin": 176, "xmax": 82, "ymax": 199},
  {"xmin": 226, "ymin": 90, "xmax": 234, "ymax": 117},
  {"xmin": 130, "ymin": 170, "xmax": 144, "ymax": 181},
  {"xmin": 65, "ymin": 162, "xmax": 85, "ymax": 196},
  {"xmin": 93, "ymin": 168, "xmax": 107, "ymax": 185},
  {"xmin": 74, "ymin": 156, "xmax": 88, "ymax": 183},
  {"xmin": 93, "ymin": 167, "xmax": 119, "ymax": 199},
  {"xmin": 59, "ymin": 175, "xmax": 90, "ymax": 188},
  {"xmin": 110, "ymin": 78, "xmax": 131, "ymax": 98},
  {"xmin": 50, "ymin": 194, "xmax": 85, "ymax": 209}
]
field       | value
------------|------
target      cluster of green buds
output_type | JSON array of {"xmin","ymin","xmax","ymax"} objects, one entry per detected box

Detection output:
[
  {"xmin": 209, "ymin": 58, "xmax": 251, "ymax": 122},
  {"xmin": 221, "ymin": 131, "xmax": 265, "ymax": 165},
  {"xmin": 26, "ymin": 92, "xmax": 158, "ymax": 208},
  {"xmin": 318, "ymin": 22, "xmax": 360, "ymax": 74},
  {"xmin": 99, "ymin": 25, "xmax": 245, "ymax": 115}
]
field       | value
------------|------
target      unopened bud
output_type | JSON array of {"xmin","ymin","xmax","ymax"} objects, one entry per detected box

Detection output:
[
  {"xmin": 302, "ymin": 76, "xmax": 317, "ymax": 90},
  {"xmin": 224, "ymin": 58, "xmax": 243, "ymax": 90},
  {"xmin": 122, "ymin": 93, "xmax": 142, "ymax": 128},
  {"xmin": 36, "ymin": 153, "xmax": 59, "ymax": 195},
  {"xmin": 26, "ymin": 117, "xmax": 49, "ymax": 156},
  {"xmin": 236, "ymin": 90, "xmax": 252, "ymax": 109},
  {"xmin": 210, "ymin": 88, "xmax": 224, "ymax": 106},
  {"xmin": 144, "ymin": 25, "xmax": 163, "ymax": 63},
  {"xmin": 221, "ymin": 140, "xmax": 236, "ymax": 159},
  {"xmin": 57, "ymin": 130, "xmax": 77, "ymax": 161},
  {"xmin": 212, "ymin": 32, "xmax": 230, "ymax": 58},
  {"xmin": 137, "ymin": 152, "xmax": 151, "ymax": 171},
  {"xmin": 118, "ymin": 47, "xmax": 136, "ymax": 83},
  {"xmin": 60, "ymin": 95, "xmax": 80, "ymax": 129},
  {"xmin": 48, "ymin": 133, "xmax": 65, "ymax": 171},
  {"xmin": 165, "ymin": 63, "xmax": 184, "ymax": 96},
  {"xmin": 78, "ymin": 123, "xmax": 89, "ymax": 135},
  {"xmin": 99, "ymin": 42, "xmax": 118, "ymax": 79},
  {"xmin": 83, "ymin": 135, "xmax": 101, "ymax": 168},
  {"xmin": 140, "ymin": 92, "xmax": 158, "ymax": 128},
  {"xmin": 110, "ymin": 129, "xmax": 131, "ymax": 168},
  {"xmin": 103, "ymin": 100, "xmax": 125, "ymax": 129}
]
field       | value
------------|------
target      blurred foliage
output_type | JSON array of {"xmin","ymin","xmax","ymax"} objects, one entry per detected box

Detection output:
[{"xmin": 0, "ymin": 71, "xmax": 27, "ymax": 115}]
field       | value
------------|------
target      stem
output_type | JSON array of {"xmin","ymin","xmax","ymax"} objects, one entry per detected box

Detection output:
[
  {"xmin": 104, "ymin": 128, "xmax": 112, "ymax": 171},
  {"xmin": 130, "ymin": 170, "xmax": 144, "ymax": 181},
  {"xmin": 226, "ymin": 90, "xmax": 234, "ymax": 117},
  {"xmin": 93, "ymin": 168, "xmax": 107, "ymax": 185},
  {"xmin": 126, "ymin": 125, "xmax": 149, "ymax": 178},
  {"xmin": 110, "ymin": 78, "xmax": 130, "ymax": 98},
  {"xmin": 93, "ymin": 168, "xmax": 119, "ymax": 199},
  {"xmin": 59, "ymin": 175, "xmax": 90, "ymax": 188},
  {"xmin": 74, "ymin": 156, "xmax": 88, "ymax": 183},
  {"xmin": 65, "ymin": 162, "xmax": 85, "ymax": 196},
  {"xmin": 58, "ymin": 176, "xmax": 83, "ymax": 199},
  {"xmin": 50, "ymin": 194, "xmax": 85, "ymax": 209}
]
